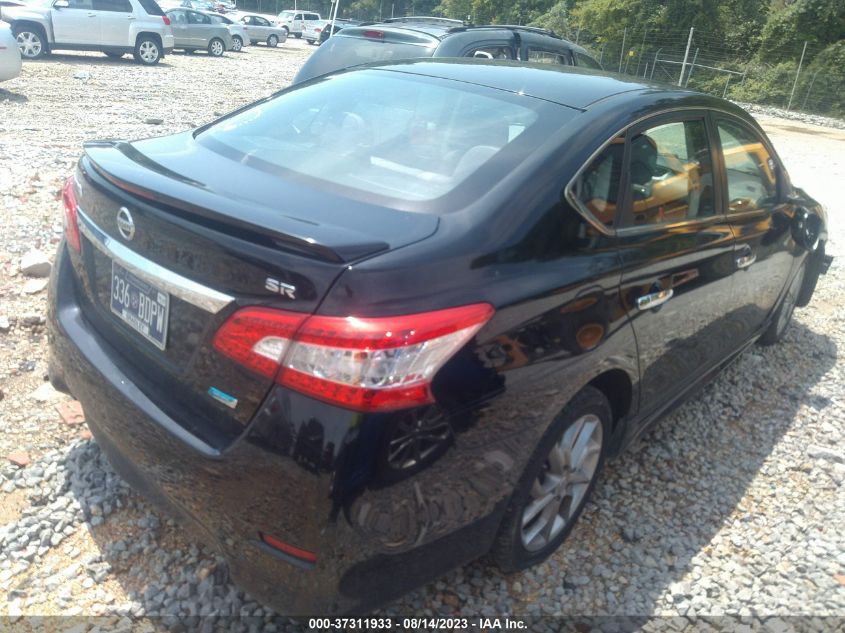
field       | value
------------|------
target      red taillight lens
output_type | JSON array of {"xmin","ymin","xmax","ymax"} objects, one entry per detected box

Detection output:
[
  {"xmin": 213, "ymin": 303, "xmax": 494, "ymax": 412},
  {"xmin": 315, "ymin": 27, "xmax": 321, "ymax": 32},
  {"xmin": 212, "ymin": 307, "xmax": 308, "ymax": 379},
  {"xmin": 363, "ymin": 29, "xmax": 384, "ymax": 39},
  {"xmin": 162, "ymin": 15, "xmax": 171, "ymax": 25},
  {"xmin": 62, "ymin": 175, "xmax": 81, "ymax": 253}
]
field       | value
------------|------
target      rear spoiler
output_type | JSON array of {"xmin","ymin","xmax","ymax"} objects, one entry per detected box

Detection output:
[{"xmin": 81, "ymin": 140, "xmax": 390, "ymax": 264}]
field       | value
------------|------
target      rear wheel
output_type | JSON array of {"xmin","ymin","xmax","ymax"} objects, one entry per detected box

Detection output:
[
  {"xmin": 14, "ymin": 25, "xmax": 47, "ymax": 59},
  {"xmin": 306, "ymin": 38, "xmax": 315, "ymax": 45},
  {"xmin": 231, "ymin": 35, "xmax": 243, "ymax": 51},
  {"xmin": 267, "ymin": 34, "xmax": 279, "ymax": 47},
  {"xmin": 208, "ymin": 37, "xmax": 225, "ymax": 56},
  {"xmin": 760, "ymin": 260, "xmax": 806, "ymax": 346},
  {"xmin": 133, "ymin": 35, "xmax": 161, "ymax": 65},
  {"xmin": 492, "ymin": 386, "xmax": 609, "ymax": 572},
  {"xmin": 294, "ymin": 32, "xmax": 301, "ymax": 38}
]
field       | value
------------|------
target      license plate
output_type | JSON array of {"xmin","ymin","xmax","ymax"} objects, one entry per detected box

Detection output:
[{"xmin": 110, "ymin": 261, "xmax": 170, "ymax": 351}]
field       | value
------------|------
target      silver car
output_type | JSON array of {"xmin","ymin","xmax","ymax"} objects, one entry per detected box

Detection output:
[
  {"xmin": 200, "ymin": 10, "xmax": 246, "ymax": 51},
  {"xmin": 239, "ymin": 13, "xmax": 286, "ymax": 47},
  {"xmin": 0, "ymin": 21, "xmax": 22, "ymax": 81},
  {"xmin": 166, "ymin": 8, "xmax": 232, "ymax": 56}
]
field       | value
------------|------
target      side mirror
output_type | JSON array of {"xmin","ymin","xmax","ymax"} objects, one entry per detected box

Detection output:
[
  {"xmin": 792, "ymin": 207, "xmax": 822, "ymax": 252},
  {"xmin": 54, "ymin": 0, "xmax": 69, "ymax": 7}
]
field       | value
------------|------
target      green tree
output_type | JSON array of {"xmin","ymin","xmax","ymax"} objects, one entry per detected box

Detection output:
[{"xmin": 759, "ymin": 0, "xmax": 845, "ymax": 61}]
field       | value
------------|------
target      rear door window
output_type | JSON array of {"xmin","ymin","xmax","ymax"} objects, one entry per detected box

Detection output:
[
  {"xmin": 187, "ymin": 9, "xmax": 210, "ymax": 23},
  {"xmin": 65, "ymin": 0, "xmax": 95, "ymax": 9},
  {"xmin": 137, "ymin": 0, "xmax": 164, "ymax": 15},
  {"xmin": 527, "ymin": 48, "xmax": 572, "ymax": 65},
  {"xmin": 467, "ymin": 45, "xmax": 515, "ymax": 60},
  {"xmin": 574, "ymin": 51, "xmax": 602, "ymax": 69},
  {"xmin": 621, "ymin": 118, "xmax": 716, "ymax": 227},
  {"xmin": 93, "ymin": 0, "xmax": 131, "ymax": 10}
]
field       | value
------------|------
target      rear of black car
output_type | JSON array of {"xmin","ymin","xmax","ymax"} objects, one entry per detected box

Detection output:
[{"xmin": 47, "ymin": 68, "xmax": 577, "ymax": 613}]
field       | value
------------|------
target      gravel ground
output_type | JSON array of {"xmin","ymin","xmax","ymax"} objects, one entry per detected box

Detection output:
[{"xmin": 1, "ymin": 42, "xmax": 844, "ymax": 630}]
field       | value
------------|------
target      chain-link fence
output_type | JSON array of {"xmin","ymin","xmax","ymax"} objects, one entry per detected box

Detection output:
[{"xmin": 569, "ymin": 26, "xmax": 843, "ymax": 119}]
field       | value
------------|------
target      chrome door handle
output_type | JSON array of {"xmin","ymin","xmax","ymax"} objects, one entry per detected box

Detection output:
[
  {"xmin": 637, "ymin": 288, "xmax": 673, "ymax": 311},
  {"xmin": 127, "ymin": 15, "xmax": 136, "ymax": 19},
  {"xmin": 87, "ymin": 12, "xmax": 96, "ymax": 16},
  {"xmin": 736, "ymin": 252, "xmax": 756, "ymax": 269}
]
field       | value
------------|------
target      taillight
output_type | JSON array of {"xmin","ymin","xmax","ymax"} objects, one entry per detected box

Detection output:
[
  {"xmin": 62, "ymin": 175, "xmax": 81, "ymax": 253},
  {"xmin": 213, "ymin": 303, "xmax": 494, "ymax": 412},
  {"xmin": 162, "ymin": 15, "xmax": 171, "ymax": 25},
  {"xmin": 363, "ymin": 29, "xmax": 385, "ymax": 39},
  {"xmin": 315, "ymin": 27, "xmax": 321, "ymax": 32}
]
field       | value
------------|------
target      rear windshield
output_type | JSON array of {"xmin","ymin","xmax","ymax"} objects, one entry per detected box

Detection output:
[
  {"xmin": 294, "ymin": 32, "xmax": 436, "ymax": 84},
  {"xmin": 197, "ymin": 70, "xmax": 562, "ymax": 207},
  {"xmin": 138, "ymin": 0, "xmax": 164, "ymax": 15}
]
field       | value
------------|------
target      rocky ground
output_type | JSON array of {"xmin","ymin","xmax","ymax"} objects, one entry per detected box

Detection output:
[{"xmin": 0, "ymin": 41, "xmax": 844, "ymax": 631}]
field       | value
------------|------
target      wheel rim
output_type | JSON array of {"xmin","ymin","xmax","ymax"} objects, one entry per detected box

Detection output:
[
  {"xmin": 139, "ymin": 40, "xmax": 158, "ymax": 62},
  {"xmin": 776, "ymin": 264, "xmax": 804, "ymax": 336},
  {"xmin": 233, "ymin": 37, "xmax": 241, "ymax": 51},
  {"xmin": 520, "ymin": 414, "xmax": 603, "ymax": 552},
  {"xmin": 211, "ymin": 40, "xmax": 223, "ymax": 55},
  {"xmin": 16, "ymin": 32, "xmax": 42, "ymax": 58},
  {"xmin": 269, "ymin": 35, "xmax": 277, "ymax": 46},
  {"xmin": 385, "ymin": 412, "xmax": 452, "ymax": 471}
]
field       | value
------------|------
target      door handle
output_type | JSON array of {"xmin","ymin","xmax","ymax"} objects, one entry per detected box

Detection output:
[
  {"xmin": 736, "ymin": 251, "xmax": 756, "ymax": 269},
  {"xmin": 87, "ymin": 12, "xmax": 96, "ymax": 16},
  {"xmin": 127, "ymin": 15, "xmax": 136, "ymax": 19},
  {"xmin": 637, "ymin": 288, "xmax": 673, "ymax": 311}
]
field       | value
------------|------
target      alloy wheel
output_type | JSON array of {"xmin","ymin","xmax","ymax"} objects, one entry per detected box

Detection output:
[
  {"xmin": 520, "ymin": 414, "xmax": 603, "ymax": 552},
  {"xmin": 210, "ymin": 39, "xmax": 224, "ymax": 56},
  {"xmin": 232, "ymin": 36, "xmax": 242, "ymax": 51},
  {"xmin": 16, "ymin": 31, "xmax": 42, "ymax": 58},
  {"xmin": 139, "ymin": 41, "xmax": 159, "ymax": 63}
]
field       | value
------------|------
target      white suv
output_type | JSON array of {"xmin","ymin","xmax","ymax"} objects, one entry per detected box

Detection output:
[
  {"xmin": 274, "ymin": 9, "xmax": 318, "ymax": 38},
  {"xmin": 5, "ymin": 0, "xmax": 174, "ymax": 65}
]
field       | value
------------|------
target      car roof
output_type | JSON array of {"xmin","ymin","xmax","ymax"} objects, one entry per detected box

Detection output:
[{"xmin": 352, "ymin": 58, "xmax": 733, "ymax": 112}]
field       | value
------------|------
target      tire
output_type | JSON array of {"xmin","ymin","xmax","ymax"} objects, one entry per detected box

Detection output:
[
  {"xmin": 492, "ymin": 385, "xmax": 610, "ymax": 572},
  {"xmin": 231, "ymin": 35, "xmax": 243, "ymax": 52},
  {"xmin": 208, "ymin": 37, "xmax": 225, "ymax": 56},
  {"xmin": 13, "ymin": 25, "xmax": 47, "ymax": 60},
  {"xmin": 759, "ymin": 259, "xmax": 806, "ymax": 346},
  {"xmin": 294, "ymin": 32, "xmax": 301, "ymax": 38},
  {"xmin": 104, "ymin": 52, "xmax": 124, "ymax": 59},
  {"xmin": 267, "ymin": 34, "xmax": 279, "ymax": 47},
  {"xmin": 133, "ymin": 35, "xmax": 161, "ymax": 65},
  {"xmin": 306, "ymin": 38, "xmax": 315, "ymax": 45}
]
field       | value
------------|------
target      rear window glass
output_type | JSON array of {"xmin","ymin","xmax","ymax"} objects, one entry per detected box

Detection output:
[
  {"xmin": 197, "ymin": 71, "xmax": 551, "ymax": 205},
  {"xmin": 294, "ymin": 33, "xmax": 436, "ymax": 83},
  {"xmin": 137, "ymin": 0, "xmax": 164, "ymax": 15}
]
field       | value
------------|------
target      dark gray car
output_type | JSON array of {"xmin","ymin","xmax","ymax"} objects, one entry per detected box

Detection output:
[
  {"xmin": 166, "ymin": 8, "xmax": 232, "ymax": 55},
  {"xmin": 293, "ymin": 18, "xmax": 602, "ymax": 84}
]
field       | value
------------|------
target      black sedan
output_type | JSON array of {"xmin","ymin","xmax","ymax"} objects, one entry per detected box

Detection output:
[{"xmin": 47, "ymin": 60, "xmax": 830, "ymax": 614}]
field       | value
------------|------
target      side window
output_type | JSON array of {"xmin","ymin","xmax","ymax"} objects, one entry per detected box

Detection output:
[
  {"xmin": 527, "ymin": 49, "xmax": 572, "ymax": 65},
  {"xmin": 575, "ymin": 51, "xmax": 602, "ymax": 70},
  {"xmin": 170, "ymin": 9, "xmax": 187, "ymax": 23},
  {"xmin": 717, "ymin": 119, "xmax": 778, "ymax": 213},
  {"xmin": 93, "ymin": 0, "xmax": 131, "ymax": 11},
  {"xmin": 186, "ymin": 10, "xmax": 202, "ymax": 23},
  {"xmin": 305, "ymin": 13, "xmax": 318, "ymax": 20},
  {"xmin": 623, "ymin": 119, "xmax": 715, "ymax": 227},
  {"xmin": 256, "ymin": 17, "xmax": 269, "ymax": 26},
  {"xmin": 468, "ymin": 46, "xmax": 514, "ymax": 60},
  {"xmin": 65, "ymin": 0, "xmax": 95, "ymax": 9},
  {"xmin": 572, "ymin": 136, "xmax": 625, "ymax": 227}
]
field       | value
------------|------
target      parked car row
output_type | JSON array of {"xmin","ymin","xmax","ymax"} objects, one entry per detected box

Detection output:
[
  {"xmin": 294, "ymin": 19, "xmax": 603, "ymax": 84},
  {"xmin": 2, "ymin": 0, "xmax": 290, "ymax": 64},
  {"xmin": 302, "ymin": 17, "xmax": 358, "ymax": 46}
]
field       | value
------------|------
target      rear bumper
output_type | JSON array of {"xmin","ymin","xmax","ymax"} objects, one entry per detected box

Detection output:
[{"xmin": 47, "ymin": 241, "xmax": 516, "ymax": 614}]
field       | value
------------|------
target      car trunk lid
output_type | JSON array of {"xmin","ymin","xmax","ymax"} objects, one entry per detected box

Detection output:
[{"xmin": 69, "ymin": 138, "xmax": 438, "ymax": 449}]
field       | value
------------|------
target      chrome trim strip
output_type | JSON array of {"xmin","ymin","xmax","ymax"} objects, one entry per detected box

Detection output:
[{"xmin": 77, "ymin": 208, "xmax": 235, "ymax": 314}]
